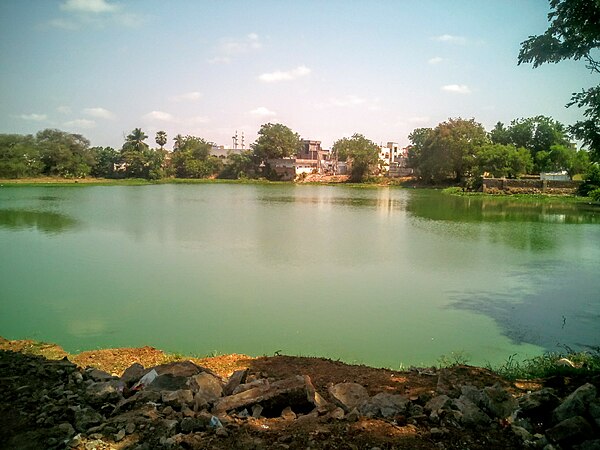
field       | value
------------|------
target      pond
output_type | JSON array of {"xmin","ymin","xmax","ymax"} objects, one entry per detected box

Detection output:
[{"xmin": 0, "ymin": 184, "xmax": 598, "ymax": 368}]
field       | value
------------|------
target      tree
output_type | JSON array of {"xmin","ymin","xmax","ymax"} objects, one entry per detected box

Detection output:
[
  {"xmin": 474, "ymin": 143, "xmax": 533, "ymax": 178},
  {"xmin": 155, "ymin": 131, "xmax": 167, "ymax": 150},
  {"xmin": 36, "ymin": 129, "xmax": 94, "ymax": 178},
  {"xmin": 417, "ymin": 118, "xmax": 489, "ymax": 182},
  {"xmin": 89, "ymin": 146, "xmax": 119, "ymax": 178},
  {"xmin": 518, "ymin": 0, "xmax": 600, "ymax": 160},
  {"xmin": 406, "ymin": 127, "xmax": 433, "ymax": 169},
  {"xmin": 332, "ymin": 133, "xmax": 380, "ymax": 182},
  {"xmin": 171, "ymin": 135, "xmax": 221, "ymax": 178},
  {"xmin": 123, "ymin": 128, "xmax": 149, "ymax": 153},
  {"xmin": 0, "ymin": 134, "xmax": 42, "ymax": 178},
  {"xmin": 535, "ymin": 144, "xmax": 590, "ymax": 178},
  {"xmin": 489, "ymin": 122, "xmax": 511, "ymax": 146},
  {"xmin": 219, "ymin": 150, "xmax": 255, "ymax": 179},
  {"xmin": 251, "ymin": 123, "xmax": 300, "ymax": 161}
]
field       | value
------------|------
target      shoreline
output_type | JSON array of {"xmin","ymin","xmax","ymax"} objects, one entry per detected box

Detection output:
[{"xmin": 1, "ymin": 336, "xmax": 599, "ymax": 449}]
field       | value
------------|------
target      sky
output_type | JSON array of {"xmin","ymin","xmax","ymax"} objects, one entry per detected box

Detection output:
[{"xmin": 0, "ymin": 0, "xmax": 596, "ymax": 151}]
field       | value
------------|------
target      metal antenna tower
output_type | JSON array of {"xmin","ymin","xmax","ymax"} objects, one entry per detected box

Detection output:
[{"xmin": 232, "ymin": 130, "xmax": 238, "ymax": 149}]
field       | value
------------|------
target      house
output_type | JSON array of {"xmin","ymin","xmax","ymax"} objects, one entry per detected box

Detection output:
[{"xmin": 210, "ymin": 145, "xmax": 243, "ymax": 160}]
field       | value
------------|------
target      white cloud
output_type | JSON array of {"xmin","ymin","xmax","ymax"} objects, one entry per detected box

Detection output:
[
  {"xmin": 83, "ymin": 107, "xmax": 115, "ymax": 119},
  {"xmin": 428, "ymin": 56, "xmax": 444, "ymax": 65},
  {"xmin": 143, "ymin": 110, "xmax": 174, "ymax": 122},
  {"xmin": 170, "ymin": 91, "xmax": 202, "ymax": 102},
  {"xmin": 442, "ymin": 84, "xmax": 472, "ymax": 94},
  {"xmin": 432, "ymin": 34, "xmax": 467, "ymax": 44},
  {"xmin": 187, "ymin": 116, "xmax": 209, "ymax": 124},
  {"xmin": 209, "ymin": 33, "xmax": 262, "ymax": 63},
  {"xmin": 64, "ymin": 118, "xmax": 96, "ymax": 128},
  {"xmin": 60, "ymin": 0, "xmax": 119, "ymax": 14},
  {"xmin": 18, "ymin": 113, "xmax": 48, "ymax": 121},
  {"xmin": 249, "ymin": 107, "xmax": 277, "ymax": 117},
  {"xmin": 57, "ymin": 106, "xmax": 72, "ymax": 114},
  {"xmin": 258, "ymin": 65, "xmax": 311, "ymax": 83}
]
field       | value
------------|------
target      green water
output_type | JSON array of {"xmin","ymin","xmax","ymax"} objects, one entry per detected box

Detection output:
[{"xmin": 0, "ymin": 184, "xmax": 598, "ymax": 368}]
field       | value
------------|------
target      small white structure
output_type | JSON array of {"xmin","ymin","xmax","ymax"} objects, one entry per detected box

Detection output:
[{"xmin": 540, "ymin": 171, "xmax": 570, "ymax": 181}]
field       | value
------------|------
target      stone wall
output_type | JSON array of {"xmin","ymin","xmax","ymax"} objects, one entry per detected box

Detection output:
[{"xmin": 482, "ymin": 178, "xmax": 581, "ymax": 195}]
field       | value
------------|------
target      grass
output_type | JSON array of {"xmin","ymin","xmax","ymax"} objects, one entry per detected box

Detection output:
[
  {"xmin": 441, "ymin": 186, "xmax": 593, "ymax": 204},
  {"xmin": 489, "ymin": 348, "xmax": 600, "ymax": 380}
]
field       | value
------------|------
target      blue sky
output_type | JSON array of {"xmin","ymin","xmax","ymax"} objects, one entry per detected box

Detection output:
[{"xmin": 0, "ymin": 0, "xmax": 595, "ymax": 150}]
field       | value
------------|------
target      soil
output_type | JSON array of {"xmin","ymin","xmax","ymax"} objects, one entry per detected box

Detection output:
[{"xmin": 0, "ymin": 336, "xmax": 590, "ymax": 450}]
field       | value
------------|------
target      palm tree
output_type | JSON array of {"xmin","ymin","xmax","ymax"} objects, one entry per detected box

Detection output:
[
  {"xmin": 124, "ymin": 128, "xmax": 149, "ymax": 152},
  {"xmin": 155, "ymin": 131, "xmax": 167, "ymax": 150},
  {"xmin": 173, "ymin": 134, "xmax": 184, "ymax": 151}
]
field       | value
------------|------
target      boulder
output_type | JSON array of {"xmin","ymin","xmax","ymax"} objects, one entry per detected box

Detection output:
[
  {"xmin": 359, "ymin": 392, "xmax": 409, "ymax": 419},
  {"xmin": 328, "ymin": 383, "xmax": 369, "ymax": 412},
  {"xmin": 85, "ymin": 380, "xmax": 123, "ymax": 405},
  {"xmin": 148, "ymin": 374, "xmax": 189, "ymax": 391},
  {"xmin": 162, "ymin": 389, "xmax": 194, "ymax": 409},
  {"xmin": 213, "ymin": 375, "xmax": 314, "ymax": 415},
  {"xmin": 425, "ymin": 395, "xmax": 453, "ymax": 415},
  {"xmin": 188, "ymin": 372, "xmax": 223, "ymax": 402},
  {"xmin": 452, "ymin": 398, "xmax": 491, "ymax": 427},
  {"xmin": 589, "ymin": 399, "xmax": 600, "ymax": 427},
  {"xmin": 518, "ymin": 388, "xmax": 560, "ymax": 416},
  {"xmin": 223, "ymin": 369, "xmax": 248, "ymax": 396},
  {"xmin": 86, "ymin": 368, "xmax": 114, "ymax": 382},
  {"xmin": 74, "ymin": 408, "xmax": 103, "ymax": 432},
  {"xmin": 546, "ymin": 416, "xmax": 594, "ymax": 445},
  {"xmin": 482, "ymin": 383, "xmax": 518, "ymax": 419},
  {"xmin": 121, "ymin": 363, "xmax": 145, "ymax": 386},
  {"xmin": 460, "ymin": 385, "xmax": 485, "ymax": 407},
  {"xmin": 553, "ymin": 383, "xmax": 597, "ymax": 424},
  {"xmin": 574, "ymin": 440, "xmax": 600, "ymax": 450}
]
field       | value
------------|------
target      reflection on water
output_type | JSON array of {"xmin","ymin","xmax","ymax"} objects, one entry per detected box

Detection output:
[
  {"xmin": 448, "ymin": 261, "xmax": 600, "ymax": 352},
  {"xmin": 405, "ymin": 191, "xmax": 600, "ymax": 224},
  {"xmin": 0, "ymin": 209, "xmax": 77, "ymax": 234}
]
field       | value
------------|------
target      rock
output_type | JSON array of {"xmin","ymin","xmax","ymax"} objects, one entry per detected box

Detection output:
[
  {"xmin": 328, "ymin": 407, "xmax": 345, "ymax": 420},
  {"xmin": 56, "ymin": 422, "xmax": 76, "ymax": 439},
  {"xmin": 215, "ymin": 427, "xmax": 228, "ymax": 437},
  {"xmin": 511, "ymin": 424, "xmax": 533, "ymax": 441},
  {"xmin": 482, "ymin": 383, "xmax": 518, "ymax": 419},
  {"xmin": 305, "ymin": 375, "xmax": 328, "ymax": 408},
  {"xmin": 148, "ymin": 374, "xmax": 189, "ymax": 391},
  {"xmin": 460, "ymin": 385, "xmax": 484, "ymax": 406},
  {"xmin": 281, "ymin": 406, "xmax": 296, "ymax": 420},
  {"xmin": 181, "ymin": 405, "xmax": 195, "ymax": 417},
  {"xmin": 162, "ymin": 390, "xmax": 194, "ymax": 409},
  {"xmin": 553, "ymin": 383, "xmax": 597, "ymax": 423},
  {"xmin": 546, "ymin": 416, "xmax": 594, "ymax": 445},
  {"xmin": 589, "ymin": 399, "xmax": 600, "ymax": 427},
  {"xmin": 125, "ymin": 422, "xmax": 136, "ymax": 434},
  {"xmin": 359, "ymin": 392, "xmax": 409, "ymax": 419},
  {"xmin": 86, "ymin": 368, "xmax": 114, "ymax": 382},
  {"xmin": 113, "ymin": 389, "xmax": 162, "ymax": 414},
  {"xmin": 233, "ymin": 378, "xmax": 270, "ymax": 395},
  {"xmin": 121, "ymin": 363, "xmax": 145, "ymax": 386},
  {"xmin": 213, "ymin": 375, "xmax": 313, "ymax": 414},
  {"xmin": 86, "ymin": 380, "xmax": 123, "ymax": 405},
  {"xmin": 74, "ymin": 408, "xmax": 103, "ymax": 432},
  {"xmin": 162, "ymin": 418, "xmax": 179, "ymax": 436},
  {"xmin": 519, "ymin": 388, "xmax": 560, "ymax": 416},
  {"xmin": 252, "ymin": 404, "xmax": 263, "ymax": 418},
  {"xmin": 328, "ymin": 383, "xmax": 369, "ymax": 412},
  {"xmin": 223, "ymin": 369, "xmax": 248, "ymax": 396},
  {"xmin": 180, "ymin": 417, "xmax": 205, "ymax": 434},
  {"xmin": 188, "ymin": 372, "xmax": 223, "ymax": 402},
  {"xmin": 425, "ymin": 395, "xmax": 453, "ymax": 416},
  {"xmin": 346, "ymin": 407, "xmax": 361, "ymax": 422},
  {"xmin": 152, "ymin": 361, "xmax": 204, "ymax": 377},
  {"xmin": 114, "ymin": 428, "xmax": 126, "ymax": 442},
  {"xmin": 452, "ymin": 398, "xmax": 491, "ymax": 427}
]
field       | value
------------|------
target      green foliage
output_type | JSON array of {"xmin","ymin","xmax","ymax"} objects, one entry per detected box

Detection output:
[
  {"xmin": 36, "ymin": 129, "xmax": 94, "ymax": 178},
  {"xmin": 518, "ymin": 0, "xmax": 600, "ymax": 160},
  {"xmin": 438, "ymin": 350, "xmax": 471, "ymax": 367},
  {"xmin": 89, "ymin": 146, "xmax": 119, "ymax": 178},
  {"xmin": 536, "ymin": 144, "xmax": 590, "ymax": 177},
  {"xmin": 332, "ymin": 133, "xmax": 380, "ymax": 182},
  {"xmin": 475, "ymin": 143, "xmax": 533, "ymax": 178},
  {"xmin": 491, "ymin": 349, "xmax": 600, "ymax": 380},
  {"xmin": 0, "ymin": 133, "xmax": 43, "ymax": 178},
  {"xmin": 418, "ymin": 118, "xmax": 489, "ymax": 182},
  {"xmin": 218, "ymin": 150, "xmax": 256, "ymax": 179},
  {"xmin": 251, "ymin": 122, "xmax": 301, "ymax": 166},
  {"xmin": 171, "ymin": 136, "xmax": 222, "ymax": 179},
  {"xmin": 155, "ymin": 130, "xmax": 167, "ymax": 150},
  {"xmin": 122, "ymin": 128, "xmax": 149, "ymax": 153},
  {"xmin": 578, "ymin": 164, "xmax": 600, "ymax": 196},
  {"xmin": 589, "ymin": 187, "xmax": 600, "ymax": 201},
  {"xmin": 407, "ymin": 127, "xmax": 433, "ymax": 169}
]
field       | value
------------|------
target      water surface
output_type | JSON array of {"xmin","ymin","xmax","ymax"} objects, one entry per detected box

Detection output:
[{"xmin": 0, "ymin": 184, "xmax": 598, "ymax": 368}]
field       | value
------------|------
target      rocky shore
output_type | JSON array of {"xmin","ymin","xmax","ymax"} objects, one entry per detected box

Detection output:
[{"xmin": 1, "ymin": 338, "xmax": 599, "ymax": 450}]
